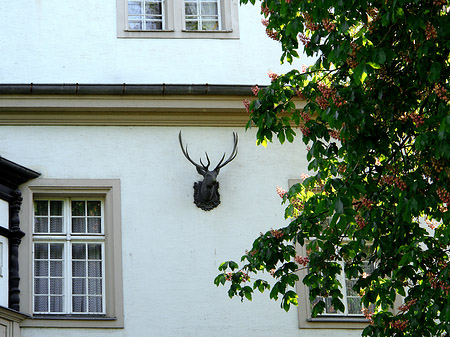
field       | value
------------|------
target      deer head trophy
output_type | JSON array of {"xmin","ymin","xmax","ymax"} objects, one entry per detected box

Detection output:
[{"xmin": 179, "ymin": 131, "xmax": 238, "ymax": 211}]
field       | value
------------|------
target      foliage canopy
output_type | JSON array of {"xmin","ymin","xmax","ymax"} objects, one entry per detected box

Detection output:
[{"xmin": 215, "ymin": 0, "xmax": 450, "ymax": 336}]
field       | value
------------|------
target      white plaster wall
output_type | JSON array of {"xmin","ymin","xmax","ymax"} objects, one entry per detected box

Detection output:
[
  {"xmin": 0, "ymin": 126, "xmax": 361, "ymax": 337},
  {"xmin": 0, "ymin": 0, "xmax": 313, "ymax": 85}
]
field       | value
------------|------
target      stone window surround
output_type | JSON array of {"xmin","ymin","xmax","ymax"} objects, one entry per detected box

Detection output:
[{"xmin": 19, "ymin": 179, "xmax": 123, "ymax": 328}]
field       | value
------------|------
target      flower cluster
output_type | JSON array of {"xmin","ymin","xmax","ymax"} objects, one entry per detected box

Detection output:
[
  {"xmin": 261, "ymin": 19, "xmax": 269, "ymax": 27},
  {"xmin": 271, "ymin": 229, "xmax": 284, "ymax": 239},
  {"xmin": 338, "ymin": 163, "xmax": 347, "ymax": 173},
  {"xmin": 267, "ymin": 71, "xmax": 279, "ymax": 82},
  {"xmin": 425, "ymin": 218, "xmax": 440, "ymax": 230},
  {"xmin": 437, "ymin": 187, "xmax": 450, "ymax": 204},
  {"xmin": 276, "ymin": 186, "xmax": 287, "ymax": 198},
  {"xmin": 260, "ymin": 4, "xmax": 272, "ymax": 16},
  {"xmin": 251, "ymin": 85, "xmax": 260, "ymax": 96},
  {"xmin": 225, "ymin": 271, "xmax": 250, "ymax": 282},
  {"xmin": 243, "ymin": 99, "xmax": 251, "ymax": 113},
  {"xmin": 434, "ymin": 83, "xmax": 449, "ymax": 102},
  {"xmin": 429, "ymin": 272, "xmax": 450, "ymax": 295},
  {"xmin": 329, "ymin": 129, "xmax": 341, "ymax": 140},
  {"xmin": 390, "ymin": 319, "xmax": 408, "ymax": 331},
  {"xmin": 425, "ymin": 22, "xmax": 437, "ymax": 40},
  {"xmin": 433, "ymin": 0, "xmax": 446, "ymax": 5},
  {"xmin": 362, "ymin": 308, "xmax": 374, "ymax": 324},
  {"xmin": 409, "ymin": 112, "xmax": 425, "ymax": 127},
  {"xmin": 302, "ymin": 13, "xmax": 319, "ymax": 31},
  {"xmin": 322, "ymin": 18, "xmax": 336, "ymax": 32},
  {"xmin": 398, "ymin": 298, "xmax": 417, "ymax": 312},
  {"xmin": 316, "ymin": 82, "xmax": 347, "ymax": 109},
  {"xmin": 266, "ymin": 29, "xmax": 278, "ymax": 40},
  {"xmin": 380, "ymin": 175, "xmax": 407, "ymax": 191},
  {"xmin": 355, "ymin": 214, "xmax": 367, "ymax": 229},
  {"xmin": 298, "ymin": 33, "xmax": 311, "ymax": 47},
  {"xmin": 294, "ymin": 255, "xmax": 310, "ymax": 266},
  {"xmin": 300, "ymin": 111, "xmax": 311, "ymax": 122},
  {"xmin": 300, "ymin": 125, "xmax": 311, "ymax": 136},
  {"xmin": 360, "ymin": 197, "xmax": 374, "ymax": 210}
]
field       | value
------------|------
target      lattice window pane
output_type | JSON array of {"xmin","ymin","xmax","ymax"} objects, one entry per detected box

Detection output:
[
  {"xmin": 50, "ymin": 296, "xmax": 64, "ymax": 312},
  {"xmin": 89, "ymin": 296, "xmax": 102, "ymax": 313},
  {"xmin": 72, "ymin": 296, "xmax": 86, "ymax": 312},
  {"xmin": 34, "ymin": 218, "xmax": 49, "ymax": 233},
  {"xmin": 34, "ymin": 201, "xmax": 48, "ymax": 216},
  {"xmin": 88, "ymin": 279, "xmax": 102, "ymax": 295},
  {"xmin": 35, "ymin": 261, "xmax": 49, "ymax": 277},
  {"xmin": 73, "ymin": 278, "xmax": 86, "ymax": 295},
  {"xmin": 35, "ymin": 243, "xmax": 48, "ymax": 259},
  {"xmin": 34, "ymin": 296, "xmax": 49, "ymax": 312},
  {"xmin": 72, "ymin": 244, "xmax": 86, "ymax": 259},
  {"xmin": 34, "ymin": 278, "xmax": 48, "ymax": 295},
  {"xmin": 50, "ymin": 278, "xmax": 63, "ymax": 295}
]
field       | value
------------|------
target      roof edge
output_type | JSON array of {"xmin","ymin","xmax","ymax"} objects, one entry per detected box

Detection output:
[{"xmin": 0, "ymin": 84, "xmax": 261, "ymax": 96}]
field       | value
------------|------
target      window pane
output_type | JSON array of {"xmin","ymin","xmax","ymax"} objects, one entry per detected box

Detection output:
[
  {"xmin": 50, "ymin": 218, "xmax": 63, "ymax": 233},
  {"xmin": 87, "ymin": 201, "xmax": 101, "ymax": 216},
  {"xmin": 34, "ymin": 201, "xmax": 48, "ymax": 216},
  {"xmin": 347, "ymin": 297, "xmax": 362, "ymax": 314},
  {"xmin": 89, "ymin": 296, "xmax": 102, "ymax": 313},
  {"xmin": 34, "ymin": 218, "xmax": 48, "ymax": 233},
  {"xmin": 35, "ymin": 261, "xmax": 49, "ymax": 277},
  {"xmin": 50, "ymin": 296, "xmax": 64, "ymax": 312},
  {"xmin": 72, "ymin": 261, "xmax": 86, "ymax": 277},
  {"xmin": 35, "ymin": 243, "xmax": 48, "ymax": 259},
  {"xmin": 185, "ymin": 2, "xmax": 198, "ymax": 15},
  {"xmin": 145, "ymin": 2, "xmax": 162, "ymax": 15},
  {"xmin": 50, "ymin": 244, "xmax": 63, "ymax": 259},
  {"xmin": 50, "ymin": 278, "xmax": 63, "ymax": 295},
  {"xmin": 50, "ymin": 201, "xmax": 63, "ymax": 216},
  {"xmin": 128, "ymin": 1, "xmax": 142, "ymax": 14},
  {"xmin": 202, "ymin": 20, "xmax": 218, "ymax": 30},
  {"xmin": 50, "ymin": 261, "xmax": 63, "ymax": 277},
  {"xmin": 88, "ymin": 244, "xmax": 102, "ymax": 260},
  {"xmin": 87, "ymin": 218, "xmax": 101, "ymax": 233},
  {"xmin": 88, "ymin": 261, "xmax": 102, "ymax": 277},
  {"xmin": 72, "ymin": 296, "xmax": 86, "ymax": 312},
  {"xmin": 185, "ymin": 21, "xmax": 198, "ymax": 30},
  {"xmin": 34, "ymin": 296, "xmax": 48, "ymax": 312},
  {"xmin": 129, "ymin": 21, "xmax": 143, "ymax": 30},
  {"xmin": 146, "ymin": 21, "xmax": 163, "ymax": 30},
  {"xmin": 201, "ymin": 2, "xmax": 217, "ymax": 15},
  {"xmin": 34, "ymin": 278, "xmax": 48, "ymax": 295},
  {"xmin": 72, "ymin": 218, "xmax": 86, "ymax": 233},
  {"xmin": 88, "ymin": 279, "xmax": 102, "ymax": 295},
  {"xmin": 73, "ymin": 278, "xmax": 86, "ymax": 295},
  {"xmin": 71, "ymin": 201, "xmax": 85, "ymax": 216},
  {"xmin": 72, "ymin": 244, "xmax": 86, "ymax": 259}
]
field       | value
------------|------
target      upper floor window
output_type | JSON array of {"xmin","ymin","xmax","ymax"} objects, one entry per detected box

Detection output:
[{"xmin": 117, "ymin": 0, "xmax": 239, "ymax": 38}]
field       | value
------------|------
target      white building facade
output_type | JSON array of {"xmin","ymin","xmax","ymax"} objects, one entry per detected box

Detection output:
[{"xmin": 0, "ymin": 1, "xmax": 364, "ymax": 336}]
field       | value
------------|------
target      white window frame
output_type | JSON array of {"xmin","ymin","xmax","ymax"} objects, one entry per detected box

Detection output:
[
  {"xmin": 19, "ymin": 179, "xmax": 123, "ymax": 329},
  {"xmin": 32, "ymin": 198, "xmax": 106, "ymax": 315},
  {"xmin": 117, "ymin": 0, "xmax": 240, "ymax": 39}
]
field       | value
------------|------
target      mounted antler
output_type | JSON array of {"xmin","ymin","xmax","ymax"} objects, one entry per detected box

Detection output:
[{"xmin": 179, "ymin": 131, "xmax": 238, "ymax": 211}]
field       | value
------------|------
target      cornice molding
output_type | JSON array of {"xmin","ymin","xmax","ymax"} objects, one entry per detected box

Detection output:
[{"xmin": 0, "ymin": 84, "xmax": 306, "ymax": 127}]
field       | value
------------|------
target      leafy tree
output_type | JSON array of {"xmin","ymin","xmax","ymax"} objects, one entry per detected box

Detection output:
[{"xmin": 215, "ymin": 0, "xmax": 450, "ymax": 335}]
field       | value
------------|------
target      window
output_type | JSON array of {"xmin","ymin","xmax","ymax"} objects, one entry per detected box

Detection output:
[
  {"xmin": 33, "ymin": 199, "xmax": 105, "ymax": 315},
  {"xmin": 288, "ymin": 179, "xmax": 373, "ymax": 329},
  {"xmin": 19, "ymin": 180, "xmax": 123, "ymax": 328},
  {"xmin": 309, "ymin": 260, "xmax": 375, "ymax": 316},
  {"xmin": 117, "ymin": 0, "xmax": 239, "ymax": 38}
]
